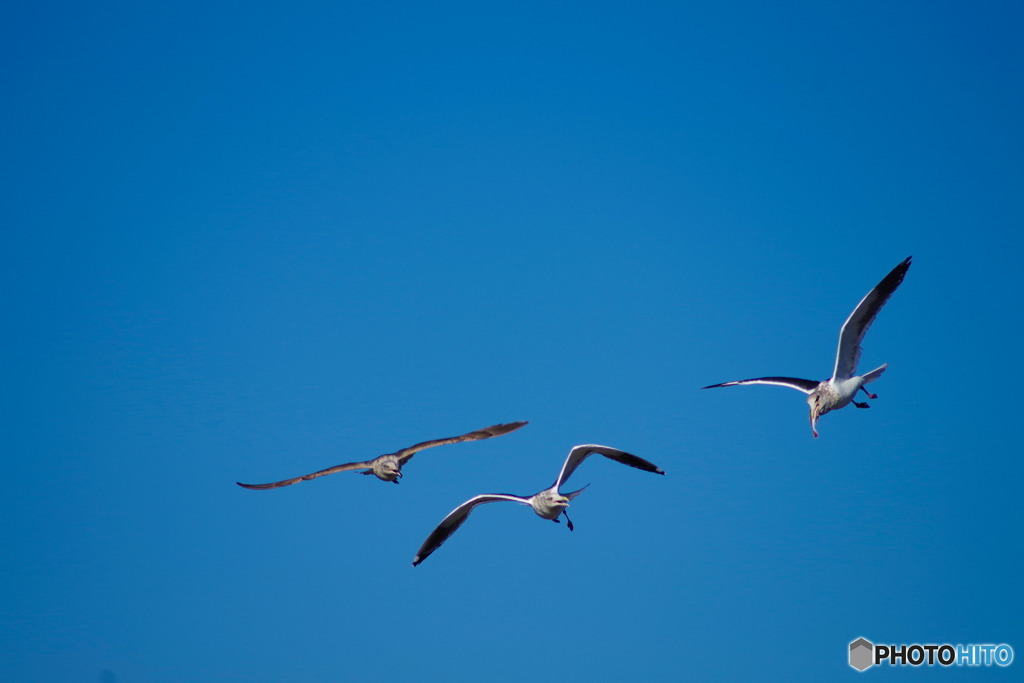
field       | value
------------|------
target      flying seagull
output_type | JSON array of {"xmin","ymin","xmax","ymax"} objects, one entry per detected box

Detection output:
[
  {"xmin": 236, "ymin": 421, "xmax": 527, "ymax": 489},
  {"xmin": 702, "ymin": 256, "xmax": 912, "ymax": 438},
  {"xmin": 412, "ymin": 444, "xmax": 664, "ymax": 566}
]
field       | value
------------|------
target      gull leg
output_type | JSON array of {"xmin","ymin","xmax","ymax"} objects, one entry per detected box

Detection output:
[
  {"xmin": 563, "ymin": 510, "xmax": 574, "ymax": 531},
  {"xmin": 860, "ymin": 386, "xmax": 878, "ymax": 400}
]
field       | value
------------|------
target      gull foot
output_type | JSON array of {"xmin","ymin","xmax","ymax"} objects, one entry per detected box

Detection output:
[{"xmin": 853, "ymin": 401, "xmax": 870, "ymax": 409}]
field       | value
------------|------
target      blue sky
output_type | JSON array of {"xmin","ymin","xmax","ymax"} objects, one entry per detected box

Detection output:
[{"xmin": 3, "ymin": 1, "xmax": 1022, "ymax": 681}]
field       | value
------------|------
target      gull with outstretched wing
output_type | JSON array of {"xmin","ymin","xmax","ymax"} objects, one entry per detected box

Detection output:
[
  {"xmin": 412, "ymin": 444, "xmax": 664, "ymax": 566},
  {"xmin": 236, "ymin": 421, "xmax": 527, "ymax": 489},
  {"xmin": 703, "ymin": 256, "xmax": 912, "ymax": 437}
]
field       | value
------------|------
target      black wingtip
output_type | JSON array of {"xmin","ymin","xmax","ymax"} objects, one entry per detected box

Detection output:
[
  {"xmin": 412, "ymin": 557, "xmax": 422, "ymax": 567},
  {"xmin": 655, "ymin": 467, "xmax": 666, "ymax": 475},
  {"xmin": 487, "ymin": 420, "xmax": 529, "ymax": 435},
  {"xmin": 237, "ymin": 481, "xmax": 276, "ymax": 490},
  {"xmin": 881, "ymin": 256, "xmax": 913, "ymax": 291}
]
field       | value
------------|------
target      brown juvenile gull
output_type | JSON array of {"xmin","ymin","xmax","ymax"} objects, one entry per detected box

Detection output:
[
  {"xmin": 412, "ymin": 444, "xmax": 665, "ymax": 566},
  {"xmin": 702, "ymin": 256, "xmax": 912, "ymax": 438},
  {"xmin": 236, "ymin": 421, "xmax": 527, "ymax": 489}
]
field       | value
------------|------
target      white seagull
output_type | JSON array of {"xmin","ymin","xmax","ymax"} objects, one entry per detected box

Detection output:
[
  {"xmin": 412, "ymin": 444, "xmax": 664, "ymax": 566},
  {"xmin": 236, "ymin": 421, "xmax": 527, "ymax": 489},
  {"xmin": 702, "ymin": 256, "xmax": 912, "ymax": 438}
]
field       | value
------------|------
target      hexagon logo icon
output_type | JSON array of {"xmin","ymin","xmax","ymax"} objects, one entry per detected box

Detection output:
[{"xmin": 850, "ymin": 638, "xmax": 874, "ymax": 671}]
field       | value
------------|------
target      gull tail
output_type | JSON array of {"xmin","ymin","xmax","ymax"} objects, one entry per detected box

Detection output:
[
  {"xmin": 862, "ymin": 363, "xmax": 888, "ymax": 384},
  {"xmin": 563, "ymin": 484, "xmax": 589, "ymax": 501}
]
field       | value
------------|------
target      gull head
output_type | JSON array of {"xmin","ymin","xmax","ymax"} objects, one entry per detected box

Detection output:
[
  {"xmin": 807, "ymin": 393, "xmax": 827, "ymax": 439},
  {"xmin": 808, "ymin": 405, "xmax": 820, "ymax": 438},
  {"xmin": 532, "ymin": 491, "xmax": 572, "ymax": 520},
  {"xmin": 375, "ymin": 458, "xmax": 403, "ymax": 481}
]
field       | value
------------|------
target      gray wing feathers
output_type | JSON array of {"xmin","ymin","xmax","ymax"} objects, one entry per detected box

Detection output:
[
  {"xmin": 555, "ymin": 445, "xmax": 665, "ymax": 489},
  {"xmin": 702, "ymin": 377, "xmax": 819, "ymax": 394},
  {"xmin": 412, "ymin": 494, "xmax": 529, "ymax": 566},
  {"xmin": 833, "ymin": 256, "xmax": 911, "ymax": 380},
  {"xmin": 397, "ymin": 421, "xmax": 528, "ymax": 463},
  {"xmin": 236, "ymin": 460, "xmax": 374, "ymax": 490}
]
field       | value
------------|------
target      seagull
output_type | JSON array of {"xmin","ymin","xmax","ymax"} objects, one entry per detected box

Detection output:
[
  {"xmin": 412, "ymin": 444, "xmax": 665, "ymax": 566},
  {"xmin": 702, "ymin": 256, "xmax": 912, "ymax": 438},
  {"xmin": 236, "ymin": 421, "xmax": 527, "ymax": 489}
]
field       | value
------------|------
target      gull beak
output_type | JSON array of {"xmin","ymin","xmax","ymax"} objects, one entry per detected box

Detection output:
[{"xmin": 809, "ymin": 407, "xmax": 820, "ymax": 439}]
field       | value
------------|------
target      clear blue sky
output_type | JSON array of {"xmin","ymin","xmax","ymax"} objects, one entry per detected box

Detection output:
[{"xmin": 3, "ymin": 1, "xmax": 1022, "ymax": 681}]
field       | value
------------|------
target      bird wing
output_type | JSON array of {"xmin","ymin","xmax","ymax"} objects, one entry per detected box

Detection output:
[
  {"xmin": 412, "ymin": 493, "xmax": 530, "ymax": 566},
  {"xmin": 832, "ymin": 256, "xmax": 912, "ymax": 381},
  {"xmin": 701, "ymin": 377, "xmax": 819, "ymax": 394},
  {"xmin": 395, "ymin": 421, "xmax": 528, "ymax": 465},
  {"xmin": 236, "ymin": 460, "xmax": 375, "ymax": 490},
  {"xmin": 555, "ymin": 444, "xmax": 665, "ymax": 490}
]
